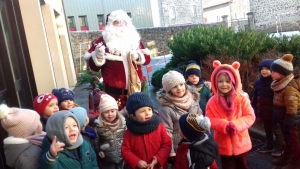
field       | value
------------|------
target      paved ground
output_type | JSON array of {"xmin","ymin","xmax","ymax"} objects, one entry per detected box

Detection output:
[{"xmin": 73, "ymin": 55, "xmax": 276, "ymax": 169}]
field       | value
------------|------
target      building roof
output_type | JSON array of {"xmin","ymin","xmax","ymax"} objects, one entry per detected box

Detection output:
[{"xmin": 203, "ymin": 0, "xmax": 232, "ymax": 9}]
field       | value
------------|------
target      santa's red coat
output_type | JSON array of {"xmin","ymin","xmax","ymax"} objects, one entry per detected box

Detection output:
[{"xmin": 87, "ymin": 36, "xmax": 151, "ymax": 110}]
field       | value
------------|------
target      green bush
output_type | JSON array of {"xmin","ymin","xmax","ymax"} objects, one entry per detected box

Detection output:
[{"xmin": 151, "ymin": 26, "xmax": 300, "ymax": 89}]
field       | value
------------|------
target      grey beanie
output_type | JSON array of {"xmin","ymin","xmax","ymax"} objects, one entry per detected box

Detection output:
[
  {"xmin": 162, "ymin": 70, "xmax": 186, "ymax": 92},
  {"xmin": 46, "ymin": 111, "xmax": 83, "ymax": 149}
]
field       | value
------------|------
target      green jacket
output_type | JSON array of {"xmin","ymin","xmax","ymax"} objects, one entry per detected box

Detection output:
[
  {"xmin": 199, "ymin": 85, "xmax": 211, "ymax": 115},
  {"xmin": 40, "ymin": 137, "xmax": 98, "ymax": 169}
]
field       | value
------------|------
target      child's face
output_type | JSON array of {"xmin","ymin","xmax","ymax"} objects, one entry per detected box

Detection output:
[
  {"xmin": 44, "ymin": 99, "xmax": 59, "ymax": 118},
  {"xmin": 261, "ymin": 67, "xmax": 271, "ymax": 77},
  {"xmin": 217, "ymin": 74, "xmax": 232, "ymax": 94},
  {"xmin": 170, "ymin": 83, "xmax": 186, "ymax": 98},
  {"xmin": 134, "ymin": 106, "xmax": 153, "ymax": 122},
  {"xmin": 102, "ymin": 109, "xmax": 117, "ymax": 123},
  {"xmin": 60, "ymin": 100, "xmax": 74, "ymax": 110},
  {"xmin": 187, "ymin": 74, "xmax": 200, "ymax": 85},
  {"xmin": 65, "ymin": 117, "xmax": 79, "ymax": 144},
  {"xmin": 271, "ymin": 71, "xmax": 285, "ymax": 81}
]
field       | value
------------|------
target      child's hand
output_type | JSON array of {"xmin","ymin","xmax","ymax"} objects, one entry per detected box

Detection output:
[
  {"xmin": 137, "ymin": 160, "xmax": 148, "ymax": 169},
  {"xmin": 50, "ymin": 136, "xmax": 65, "ymax": 157},
  {"xmin": 226, "ymin": 122, "xmax": 237, "ymax": 135},
  {"xmin": 98, "ymin": 151, "xmax": 105, "ymax": 158},
  {"xmin": 147, "ymin": 156, "xmax": 158, "ymax": 169}
]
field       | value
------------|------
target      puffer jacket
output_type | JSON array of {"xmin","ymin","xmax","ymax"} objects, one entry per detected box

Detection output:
[
  {"xmin": 93, "ymin": 113, "xmax": 126, "ymax": 163},
  {"xmin": 272, "ymin": 74, "xmax": 300, "ymax": 125},
  {"xmin": 3, "ymin": 137, "xmax": 42, "ymax": 169},
  {"xmin": 206, "ymin": 61, "xmax": 255, "ymax": 156},
  {"xmin": 157, "ymin": 86, "xmax": 202, "ymax": 156}
]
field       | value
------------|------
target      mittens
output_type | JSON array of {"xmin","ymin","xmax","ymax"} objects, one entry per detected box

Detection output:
[{"xmin": 226, "ymin": 122, "xmax": 237, "ymax": 135}]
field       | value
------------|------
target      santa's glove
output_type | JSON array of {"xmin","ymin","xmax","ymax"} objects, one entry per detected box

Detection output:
[
  {"xmin": 95, "ymin": 43, "xmax": 106, "ymax": 59},
  {"xmin": 167, "ymin": 156, "xmax": 176, "ymax": 165},
  {"xmin": 283, "ymin": 114, "xmax": 295, "ymax": 136},
  {"xmin": 131, "ymin": 51, "xmax": 139, "ymax": 61}
]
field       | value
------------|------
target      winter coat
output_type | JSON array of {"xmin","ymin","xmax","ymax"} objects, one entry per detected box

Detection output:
[
  {"xmin": 3, "ymin": 137, "xmax": 42, "ymax": 169},
  {"xmin": 251, "ymin": 75, "xmax": 274, "ymax": 120},
  {"xmin": 121, "ymin": 123, "xmax": 172, "ymax": 169},
  {"xmin": 93, "ymin": 114, "xmax": 126, "ymax": 164},
  {"xmin": 40, "ymin": 116, "xmax": 48, "ymax": 132},
  {"xmin": 157, "ymin": 86, "xmax": 202, "ymax": 156},
  {"xmin": 206, "ymin": 61, "xmax": 255, "ymax": 156},
  {"xmin": 40, "ymin": 136, "xmax": 98, "ymax": 169},
  {"xmin": 272, "ymin": 74, "xmax": 300, "ymax": 125}
]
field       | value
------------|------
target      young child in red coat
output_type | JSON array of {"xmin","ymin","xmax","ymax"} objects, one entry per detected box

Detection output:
[{"xmin": 121, "ymin": 92, "xmax": 172, "ymax": 169}]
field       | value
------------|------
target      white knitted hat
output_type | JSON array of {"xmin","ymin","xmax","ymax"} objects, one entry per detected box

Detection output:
[
  {"xmin": 271, "ymin": 54, "xmax": 293, "ymax": 76},
  {"xmin": 162, "ymin": 70, "xmax": 186, "ymax": 92},
  {"xmin": 0, "ymin": 104, "xmax": 40, "ymax": 138},
  {"xmin": 99, "ymin": 94, "xmax": 118, "ymax": 113}
]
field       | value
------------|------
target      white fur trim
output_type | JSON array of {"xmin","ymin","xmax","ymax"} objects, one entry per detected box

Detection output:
[
  {"xmin": 105, "ymin": 53, "xmax": 123, "ymax": 61},
  {"xmin": 0, "ymin": 104, "xmax": 9, "ymax": 119},
  {"xmin": 92, "ymin": 51, "xmax": 106, "ymax": 66},
  {"xmin": 84, "ymin": 51, "xmax": 92, "ymax": 60},
  {"xmin": 100, "ymin": 143, "xmax": 110, "ymax": 150},
  {"xmin": 140, "ymin": 48, "xmax": 151, "ymax": 55},
  {"xmin": 134, "ymin": 51, "xmax": 146, "ymax": 65},
  {"xmin": 3, "ymin": 136, "xmax": 29, "ymax": 144}
]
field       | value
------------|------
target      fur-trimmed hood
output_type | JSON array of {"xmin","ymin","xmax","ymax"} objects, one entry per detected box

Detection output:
[{"xmin": 156, "ymin": 85, "xmax": 200, "ymax": 107}]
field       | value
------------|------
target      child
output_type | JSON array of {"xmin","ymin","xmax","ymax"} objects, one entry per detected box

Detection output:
[
  {"xmin": 40, "ymin": 111, "xmax": 98, "ymax": 168},
  {"xmin": 0, "ymin": 104, "xmax": 46, "ymax": 169},
  {"xmin": 176, "ymin": 113, "xmax": 218, "ymax": 169},
  {"xmin": 70, "ymin": 107, "xmax": 97, "ymax": 146},
  {"xmin": 122, "ymin": 92, "xmax": 172, "ymax": 169},
  {"xmin": 156, "ymin": 70, "xmax": 202, "ymax": 165},
  {"xmin": 52, "ymin": 88, "xmax": 78, "ymax": 110},
  {"xmin": 93, "ymin": 94, "xmax": 126, "ymax": 169},
  {"xmin": 88, "ymin": 89, "xmax": 107, "ymax": 125},
  {"xmin": 33, "ymin": 93, "xmax": 59, "ymax": 131},
  {"xmin": 270, "ymin": 54, "xmax": 300, "ymax": 168},
  {"xmin": 185, "ymin": 60, "xmax": 211, "ymax": 115},
  {"xmin": 206, "ymin": 60, "xmax": 255, "ymax": 169},
  {"xmin": 251, "ymin": 59, "xmax": 284, "ymax": 156}
]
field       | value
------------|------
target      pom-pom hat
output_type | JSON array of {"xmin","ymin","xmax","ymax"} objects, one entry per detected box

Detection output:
[
  {"xmin": 185, "ymin": 60, "xmax": 201, "ymax": 78},
  {"xmin": 271, "ymin": 54, "xmax": 293, "ymax": 76},
  {"xmin": 33, "ymin": 93, "xmax": 57, "ymax": 115}
]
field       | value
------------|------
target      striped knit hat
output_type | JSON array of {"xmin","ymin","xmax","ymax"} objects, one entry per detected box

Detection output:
[
  {"xmin": 271, "ymin": 54, "xmax": 293, "ymax": 76},
  {"xmin": 185, "ymin": 60, "xmax": 201, "ymax": 78}
]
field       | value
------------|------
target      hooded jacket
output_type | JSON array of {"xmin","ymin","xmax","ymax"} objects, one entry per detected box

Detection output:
[
  {"xmin": 157, "ymin": 86, "xmax": 202, "ymax": 156},
  {"xmin": 206, "ymin": 60, "xmax": 255, "ymax": 156},
  {"xmin": 3, "ymin": 137, "xmax": 42, "ymax": 169}
]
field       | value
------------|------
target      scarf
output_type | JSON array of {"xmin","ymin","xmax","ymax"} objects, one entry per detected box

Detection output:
[
  {"xmin": 126, "ymin": 114, "xmax": 160, "ymax": 134},
  {"xmin": 102, "ymin": 118, "xmax": 121, "ymax": 131},
  {"xmin": 25, "ymin": 132, "xmax": 46, "ymax": 147},
  {"xmin": 271, "ymin": 74, "xmax": 294, "ymax": 91},
  {"xmin": 218, "ymin": 88, "xmax": 236, "ymax": 115},
  {"xmin": 166, "ymin": 89, "xmax": 195, "ymax": 111},
  {"xmin": 186, "ymin": 80, "xmax": 204, "ymax": 92}
]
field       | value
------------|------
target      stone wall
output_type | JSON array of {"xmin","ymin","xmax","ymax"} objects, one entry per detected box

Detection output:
[
  {"xmin": 70, "ymin": 23, "xmax": 225, "ymax": 69},
  {"xmin": 158, "ymin": 0, "xmax": 203, "ymax": 26},
  {"xmin": 250, "ymin": 0, "xmax": 300, "ymax": 33}
]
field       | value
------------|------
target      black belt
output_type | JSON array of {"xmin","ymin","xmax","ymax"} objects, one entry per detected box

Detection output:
[{"xmin": 104, "ymin": 83, "xmax": 128, "ymax": 95}]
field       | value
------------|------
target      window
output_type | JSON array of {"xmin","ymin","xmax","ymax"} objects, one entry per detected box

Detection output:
[
  {"xmin": 67, "ymin": 16, "xmax": 75, "ymax": 28},
  {"xmin": 169, "ymin": 6, "xmax": 176, "ymax": 19},
  {"xmin": 243, "ymin": 12, "xmax": 246, "ymax": 19},
  {"xmin": 78, "ymin": 15, "xmax": 88, "ymax": 27},
  {"xmin": 127, "ymin": 12, "xmax": 132, "ymax": 18},
  {"xmin": 97, "ymin": 15, "xmax": 104, "ymax": 26},
  {"xmin": 191, "ymin": 5, "xmax": 196, "ymax": 17},
  {"xmin": 217, "ymin": 16, "xmax": 220, "ymax": 21}
]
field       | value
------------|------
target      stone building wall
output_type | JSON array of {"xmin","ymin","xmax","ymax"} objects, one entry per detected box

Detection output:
[
  {"xmin": 158, "ymin": 0, "xmax": 203, "ymax": 26},
  {"xmin": 70, "ymin": 23, "xmax": 224, "ymax": 69},
  {"xmin": 250, "ymin": 0, "xmax": 300, "ymax": 33}
]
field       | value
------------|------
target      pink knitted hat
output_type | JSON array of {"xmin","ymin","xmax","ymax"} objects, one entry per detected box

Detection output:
[
  {"xmin": 0, "ymin": 104, "xmax": 40, "ymax": 138},
  {"xmin": 215, "ymin": 69, "xmax": 236, "ymax": 85}
]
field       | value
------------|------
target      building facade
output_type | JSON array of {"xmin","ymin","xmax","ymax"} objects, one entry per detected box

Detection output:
[
  {"xmin": 63, "ymin": 0, "xmax": 161, "ymax": 31},
  {"xmin": 203, "ymin": 0, "xmax": 250, "ymax": 23},
  {"xmin": 250, "ymin": 0, "xmax": 300, "ymax": 33},
  {"xmin": 0, "ymin": 0, "xmax": 76, "ymax": 166},
  {"xmin": 158, "ymin": 0, "xmax": 203, "ymax": 26}
]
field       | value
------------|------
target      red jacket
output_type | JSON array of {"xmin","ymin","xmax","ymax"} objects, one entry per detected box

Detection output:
[{"xmin": 121, "ymin": 123, "xmax": 172, "ymax": 169}]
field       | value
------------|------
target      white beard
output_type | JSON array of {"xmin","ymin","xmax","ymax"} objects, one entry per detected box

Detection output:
[{"xmin": 102, "ymin": 25, "xmax": 141, "ymax": 55}]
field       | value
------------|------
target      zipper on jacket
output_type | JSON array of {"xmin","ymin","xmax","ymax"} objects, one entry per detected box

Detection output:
[
  {"xmin": 143, "ymin": 135, "xmax": 148, "ymax": 161},
  {"xmin": 67, "ymin": 154, "xmax": 84, "ymax": 169},
  {"xmin": 112, "ymin": 130, "xmax": 120, "ymax": 162}
]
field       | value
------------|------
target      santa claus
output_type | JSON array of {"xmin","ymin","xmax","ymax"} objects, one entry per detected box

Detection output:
[{"xmin": 84, "ymin": 9, "xmax": 151, "ymax": 112}]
